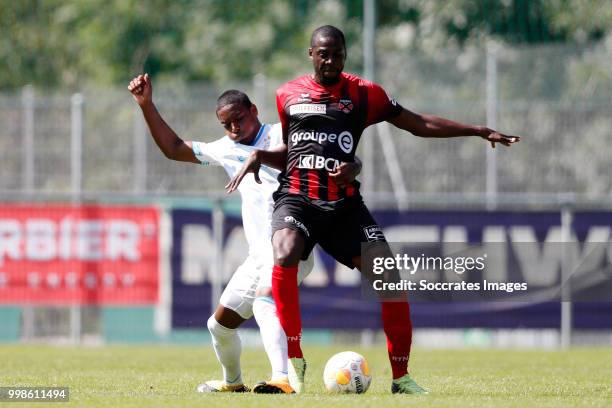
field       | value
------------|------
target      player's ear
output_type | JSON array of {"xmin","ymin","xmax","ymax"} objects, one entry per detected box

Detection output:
[
  {"xmin": 250, "ymin": 104, "xmax": 258, "ymax": 117},
  {"xmin": 308, "ymin": 47, "xmax": 314, "ymax": 60}
]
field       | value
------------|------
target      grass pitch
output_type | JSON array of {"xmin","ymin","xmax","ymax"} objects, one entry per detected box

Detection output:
[{"xmin": 1, "ymin": 344, "xmax": 610, "ymax": 407}]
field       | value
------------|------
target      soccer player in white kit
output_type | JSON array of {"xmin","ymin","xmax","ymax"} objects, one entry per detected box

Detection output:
[{"xmin": 128, "ymin": 74, "xmax": 360, "ymax": 394}]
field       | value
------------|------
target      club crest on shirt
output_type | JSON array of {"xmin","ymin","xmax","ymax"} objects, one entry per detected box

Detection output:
[
  {"xmin": 338, "ymin": 98, "xmax": 354, "ymax": 114},
  {"xmin": 261, "ymin": 135, "xmax": 270, "ymax": 149}
]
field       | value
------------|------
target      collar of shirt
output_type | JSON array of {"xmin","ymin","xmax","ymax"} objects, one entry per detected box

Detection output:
[{"xmin": 246, "ymin": 123, "xmax": 267, "ymax": 147}]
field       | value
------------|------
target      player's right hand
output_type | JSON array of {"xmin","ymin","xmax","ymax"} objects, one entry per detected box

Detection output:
[
  {"xmin": 128, "ymin": 73, "xmax": 152, "ymax": 107},
  {"xmin": 225, "ymin": 151, "xmax": 262, "ymax": 194}
]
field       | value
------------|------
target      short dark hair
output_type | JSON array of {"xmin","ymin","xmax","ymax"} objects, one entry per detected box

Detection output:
[
  {"xmin": 310, "ymin": 25, "xmax": 346, "ymax": 49},
  {"xmin": 216, "ymin": 90, "xmax": 252, "ymax": 111}
]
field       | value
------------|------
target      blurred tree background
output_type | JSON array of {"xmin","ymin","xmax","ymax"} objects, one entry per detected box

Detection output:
[{"xmin": 1, "ymin": 0, "xmax": 610, "ymax": 91}]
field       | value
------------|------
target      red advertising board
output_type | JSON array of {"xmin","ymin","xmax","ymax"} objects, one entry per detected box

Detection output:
[{"xmin": 0, "ymin": 205, "xmax": 159, "ymax": 305}]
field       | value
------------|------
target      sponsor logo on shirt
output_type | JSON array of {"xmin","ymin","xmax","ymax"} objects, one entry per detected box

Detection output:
[
  {"xmin": 290, "ymin": 130, "xmax": 354, "ymax": 154},
  {"xmin": 363, "ymin": 225, "xmax": 385, "ymax": 242},
  {"xmin": 297, "ymin": 154, "xmax": 340, "ymax": 172},
  {"xmin": 289, "ymin": 104, "xmax": 326, "ymax": 116},
  {"xmin": 337, "ymin": 131, "xmax": 354, "ymax": 153}
]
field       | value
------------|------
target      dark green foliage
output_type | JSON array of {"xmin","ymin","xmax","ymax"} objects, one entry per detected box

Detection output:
[{"xmin": 0, "ymin": 0, "xmax": 608, "ymax": 91}]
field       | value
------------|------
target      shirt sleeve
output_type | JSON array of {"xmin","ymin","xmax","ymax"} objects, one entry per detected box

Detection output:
[
  {"xmin": 191, "ymin": 141, "xmax": 223, "ymax": 166},
  {"xmin": 276, "ymin": 90, "xmax": 290, "ymax": 144},
  {"xmin": 268, "ymin": 123, "xmax": 284, "ymax": 148},
  {"xmin": 364, "ymin": 82, "xmax": 403, "ymax": 127}
]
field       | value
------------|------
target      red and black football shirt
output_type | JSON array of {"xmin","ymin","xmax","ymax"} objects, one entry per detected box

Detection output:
[{"xmin": 276, "ymin": 72, "xmax": 402, "ymax": 209}]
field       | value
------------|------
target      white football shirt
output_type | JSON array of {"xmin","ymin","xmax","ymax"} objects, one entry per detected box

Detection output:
[{"xmin": 191, "ymin": 123, "xmax": 282, "ymax": 262}]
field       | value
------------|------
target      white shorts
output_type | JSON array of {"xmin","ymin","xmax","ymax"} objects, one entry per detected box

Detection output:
[{"xmin": 219, "ymin": 254, "xmax": 314, "ymax": 319}]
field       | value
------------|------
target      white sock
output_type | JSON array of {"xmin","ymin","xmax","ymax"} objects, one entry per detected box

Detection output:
[
  {"xmin": 207, "ymin": 315, "xmax": 242, "ymax": 384},
  {"xmin": 253, "ymin": 296, "xmax": 289, "ymax": 381}
]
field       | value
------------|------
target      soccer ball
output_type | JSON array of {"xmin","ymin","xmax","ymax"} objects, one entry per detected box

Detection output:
[{"xmin": 323, "ymin": 351, "xmax": 372, "ymax": 394}]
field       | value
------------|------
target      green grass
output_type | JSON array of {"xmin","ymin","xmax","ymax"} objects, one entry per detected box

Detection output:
[{"xmin": 1, "ymin": 345, "xmax": 611, "ymax": 407}]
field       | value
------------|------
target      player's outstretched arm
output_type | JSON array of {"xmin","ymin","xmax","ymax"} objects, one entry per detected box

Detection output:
[
  {"xmin": 224, "ymin": 145, "xmax": 288, "ymax": 193},
  {"xmin": 256, "ymin": 144, "xmax": 289, "ymax": 171},
  {"xmin": 128, "ymin": 73, "xmax": 199, "ymax": 163},
  {"xmin": 388, "ymin": 108, "xmax": 520, "ymax": 148}
]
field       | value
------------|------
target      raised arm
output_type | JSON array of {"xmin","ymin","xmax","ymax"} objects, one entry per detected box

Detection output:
[
  {"xmin": 388, "ymin": 108, "xmax": 520, "ymax": 148},
  {"xmin": 128, "ymin": 73, "xmax": 199, "ymax": 163}
]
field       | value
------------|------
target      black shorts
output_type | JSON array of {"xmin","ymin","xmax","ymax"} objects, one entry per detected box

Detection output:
[{"xmin": 271, "ymin": 194, "xmax": 387, "ymax": 268}]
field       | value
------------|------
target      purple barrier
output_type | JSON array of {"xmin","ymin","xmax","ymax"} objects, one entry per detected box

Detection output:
[{"xmin": 171, "ymin": 209, "xmax": 612, "ymax": 329}]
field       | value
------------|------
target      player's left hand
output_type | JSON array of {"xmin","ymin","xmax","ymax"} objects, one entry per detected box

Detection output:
[
  {"xmin": 330, "ymin": 161, "xmax": 361, "ymax": 188},
  {"xmin": 225, "ymin": 151, "xmax": 262, "ymax": 194},
  {"xmin": 480, "ymin": 128, "xmax": 521, "ymax": 148}
]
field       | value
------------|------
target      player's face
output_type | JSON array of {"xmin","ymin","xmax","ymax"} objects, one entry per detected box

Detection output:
[
  {"xmin": 309, "ymin": 35, "xmax": 346, "ymax": 85},
  {"xmin": 216, "ymin": 103, "xmax": 260, "ymax": 144}
]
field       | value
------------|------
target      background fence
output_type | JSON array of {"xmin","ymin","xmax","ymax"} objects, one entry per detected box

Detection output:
[{"xmin": 1, "ymin": 43, "xmax": 611, "ymax": 206}]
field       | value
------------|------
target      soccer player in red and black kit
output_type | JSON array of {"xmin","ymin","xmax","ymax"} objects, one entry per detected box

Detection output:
[{"xmin": 227, "ymin": 25, "xmax": 520, "ymax": 394}]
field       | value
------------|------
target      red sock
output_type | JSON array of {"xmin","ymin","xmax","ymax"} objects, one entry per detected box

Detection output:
[
  {"xmin": 272, "ymin": 264, "xmax": 303, "ymax": 358},
  {"xmin": 381, "ymin": 301, "xmax": 412, "ymax": 379}
]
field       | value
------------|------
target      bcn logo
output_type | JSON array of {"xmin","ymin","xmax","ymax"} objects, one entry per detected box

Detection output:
[{"xmin": 297, "ymin": 154, "xmax": 341, "ymax": 172}]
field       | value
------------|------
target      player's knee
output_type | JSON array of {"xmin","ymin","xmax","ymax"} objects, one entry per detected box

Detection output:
[
  {"xmin": 252, "ymin": 296, "xmax": 275, "ymax": 324},
  {"xmin": 206, "ymin": 315, "xmax": 217, "ymax": 334},
  {"xmin": 273, "ymin": 248, "xmax": 300, "ymax": 266},
  {"xmin": 255, "ymin": 286, "xmax": 272, "ymax": 297},
  {"xmin": 207, "ymin": 315, "xmax": 235, "ymax": 336},
  {"xmin": 272, "ymin": 229, "xmax": 304, "ymax": 266}
]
